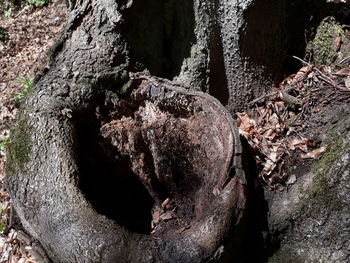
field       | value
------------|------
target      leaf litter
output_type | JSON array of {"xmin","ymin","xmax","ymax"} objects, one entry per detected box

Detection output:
[{"xmin": 237, "ymin": 57, "xmax": 350, "ymax": 188}]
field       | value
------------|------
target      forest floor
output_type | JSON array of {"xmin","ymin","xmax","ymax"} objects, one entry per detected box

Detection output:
[
  {"xmin": 0, "ymin": 0, "xmax": 66, "ymax": 261},
  {"xmin": 0, "ymin": 0, "xmax": 349, "ymax": 262}
]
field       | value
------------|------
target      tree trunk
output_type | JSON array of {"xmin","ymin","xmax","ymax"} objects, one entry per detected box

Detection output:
[{"xmin": 5, "ymin": 0, "xmax": 287, "ymax": 262}]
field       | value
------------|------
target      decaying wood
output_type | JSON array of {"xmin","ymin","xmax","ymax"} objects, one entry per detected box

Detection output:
[{"xmin": 6, "ymin": 75, "xmax": 246, "ymax": 262}]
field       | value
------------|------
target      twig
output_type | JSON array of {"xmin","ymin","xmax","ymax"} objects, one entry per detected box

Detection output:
[
  {"xmin": 248, "ymin": 91, "xmax": 278, "ymax": 106},
  {"xmin": 13, "ymin": 5, "xmax": 33, "ymax": 19},
  {"xmin": 292, "ymin": 56, "xmax": 340, "ymax": 89},
  {"xmin": 249, "ymin": 55, "xmax": 347, "ymax": 107},
  {"xmin": 316, "ymin": 74, "xmax": 337, "ymax": 88},
  {"xmin": 248, "ymin": 85, "xmax": 301, "ymax": 106},
  {"xmin": 292, "ymin": 56, "xmax": 312, "ymax": 67},
  {"xmin": 327, "ymin": 73, "xmax": 349, "ymax": 77},
  {"xmin": 340, "ymin": 56, "xmax": 350, "ymax": 64}
]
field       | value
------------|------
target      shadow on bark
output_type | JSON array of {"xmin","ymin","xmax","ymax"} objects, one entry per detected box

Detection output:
[
  {"xmin": 216, "ymin": 137, "xmax": 270, "ymax": 263},
  {"xmin": 240, "ymin": 0, "xmax": 286, "ymax": 84},
  {"xmin": 122, "ymin": 0, "xmax": 195, "ymax": 79},
  {"xmin": 208, "ymin": 0, "xmax": 229, "ymax": 106}
]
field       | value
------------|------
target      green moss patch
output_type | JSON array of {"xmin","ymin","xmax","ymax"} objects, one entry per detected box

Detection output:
[
  {"xmin": 6, "ymin": 112, "xmax": 34, "ymax": 175},
  {"xmin": 306, "ymin": 16, "xmax": 345, "ymax": 66},
  {"xmin": 300, "ymin": 117, "xmax": 350, "ymax": 217}
]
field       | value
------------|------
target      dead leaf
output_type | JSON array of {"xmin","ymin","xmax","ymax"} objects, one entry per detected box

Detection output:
[
  {"xmin": 152, "ymin": 209, "xmax": 161, "ymax": 225},
  {"xmin": 280, "ymin": 75, "xmax": 294, "ymax": 87},
  {"xmin": 263, "ymin": 128, "xmax": 276, "ymax": 140},
  {"xmin": 293, "ymin": 66, "xmax": 311, "ymax": 82},
  {"xmin": 160, "ymin": 212, "xmax": 174, "ymax": 221},
  {"xmin": 336, "ymin": 68, "xmax": 350, "ymax": 75},
  {"xmin": 161, "ymin": 198, "xmax": 170, "ymax": 208},
  {"xmin": 319, "ymin": 65, "xmax": 331, "ymax": 74},
  {"xmin": 331, "ymin": 36, "xmax": 341, "ymax": 52},
  {"xmin": 300, "ymin": 146, "xmax": 327, "ymax": 159},
  {"xmin": 288, "ymin": 138, "xmax": 309, "ymax": 151}
]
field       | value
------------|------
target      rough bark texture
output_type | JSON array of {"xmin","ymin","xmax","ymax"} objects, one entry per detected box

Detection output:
[
  {"xmin": 6, "ymin": 75, "xmax": 246, "ymax": 263},
  {"xmin": 5, "ymin": 0, "xmax": 288, "ymax": 262},
  {"xmin": 266, "ymin": 105, "xmax": 350, "ymax": 263}
]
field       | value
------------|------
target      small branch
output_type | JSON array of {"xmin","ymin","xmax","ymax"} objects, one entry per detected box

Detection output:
[
  {"xmin": 248, "ymin": 91, "xmax": 278, "ymax": 106},
  {"xmin": 292, "ymin": 56, "xmax": 340, "ymax": 89},
  {"xmin": 292, "ymin": 56, "xmax": 312, "ymax": 67},
  {"xmin": 248, "ymin": 85, "xmax": 299, "ymax": 106},
  {"xmin": 340, "ymin": 56, "xmax": 350, "ymax": 64}
]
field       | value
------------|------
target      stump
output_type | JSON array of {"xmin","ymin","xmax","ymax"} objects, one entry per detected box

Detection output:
[{"xmin": 6, "ymin": 75, "xmax": 246, "ymax": 262}]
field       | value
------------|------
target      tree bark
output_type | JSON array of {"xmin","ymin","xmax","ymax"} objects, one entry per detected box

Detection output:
[{"xmin": 5, "ymin": 0, "xmax": 287, "ymax": 262}]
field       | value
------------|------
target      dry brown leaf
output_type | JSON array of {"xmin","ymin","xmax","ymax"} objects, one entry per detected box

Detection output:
[
  {"xmin": 263, "ymin": 128, "xmax": 276, "ymax": 140},
  {"xmin": 160, "ymin": 212, "xmax": 174, "ymax": 221},
  {"xmin": 236, "ymin": 113, "xmax": 257, "ymax": 139},
  {"xmin": 262, "ymin": 146, "xmax": 281, "ymax": 175},
  {"xmin": 319, "ymin": 65, "xmax": 332, "ymax": 74},
  {"xmin": 152, "ymin": 209, "xmax": 161, "ymax": 224},
  {"xmin": 269, "ymin": 113, "xmax": 279, "ymax": 125},
  {"xmin": 332, "ymin": 36, "xmax": 341, "ymax": 52},
  {"xmin": 300, "ymin": 146, "xmax": 327, "ymax": 159},
  {"xmin": 161, "ymin": 198, "xmax": 170, "ymax": 208},
  {"xmin": 280, "ymin": 75, "xmax": 295, "ymax": 87},
  {"xmin": 260, "ymin": 139, "xmax": 270, "ymax": 156},
  {"xmin": 294, "ymin": 66, "xmax": 311, "ymax": 81},
  {"xmin": 288, "ymin": 138, "xmax": 309, "ymax": 151},
  {"xmin": 275, "ymin": 101, "xmax": 286, "ymax": 111},
  {"xmin": 336, "ymin": 68, "xmax": 350, "ymax": 74}
]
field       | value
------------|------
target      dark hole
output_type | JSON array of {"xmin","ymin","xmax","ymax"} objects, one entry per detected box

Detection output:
[{"xmin": 72, "ymin": 106, "xmax": 155, "ymax": 234}]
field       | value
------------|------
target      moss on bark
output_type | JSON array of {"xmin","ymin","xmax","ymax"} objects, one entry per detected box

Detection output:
[
  {"xmin": 6, "ymin": 111, "xmax": 34, "ymax": 175},
  {"xmin": 306, "ymin": 16, "xmax": 345, "ymax": 66},
  {"xmin": 299, "ymin": 115, "xmax": 350, "ymax": 217}
]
